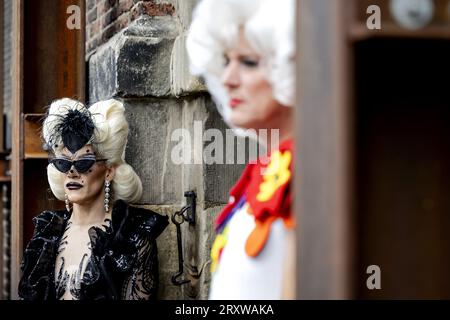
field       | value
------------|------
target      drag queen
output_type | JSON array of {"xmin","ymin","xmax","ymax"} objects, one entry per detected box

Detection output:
[
  {"xmin": 187, "ymin": 0, "xmax": 296, "ymax": 299},
  {"xmin": 19, "ymin": 98, "xmax": 168, "ymax": 300}
]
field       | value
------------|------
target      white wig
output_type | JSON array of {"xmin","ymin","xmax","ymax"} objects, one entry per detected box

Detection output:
[
  {"xmin": 186, "ymin": 0, "xmax": 296, "ymax": 132},
  {"xmin": 44, "ymin": 98, "xmax": 143, "ymax": 203}
]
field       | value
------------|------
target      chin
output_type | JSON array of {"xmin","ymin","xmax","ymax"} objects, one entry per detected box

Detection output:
[
  {"xmin": 230, "ymin": 119, "xmax": 262, "ymax": 131},
  {"xmin": 230, "ymin": 116, "xmax": 250, "ymax": 129},
  {"xmin": 68, "ymin": 197, "xmax": 84, "ymax": 204},
  {"xmin": 66, "ymin": 191, "xmax": 85, "ymax": 203},
  {"xmin": 231, "ymin": 122, "xmax": 249, "ymax": 130},
  {"xmin": 230, "ymin": 112, "xmax": 265, "ymax": 130}
]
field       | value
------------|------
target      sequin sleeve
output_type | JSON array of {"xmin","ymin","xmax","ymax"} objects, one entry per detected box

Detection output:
[{"xmin": 121, "ymin": 236, "xmax": 159, "ymax": 300}]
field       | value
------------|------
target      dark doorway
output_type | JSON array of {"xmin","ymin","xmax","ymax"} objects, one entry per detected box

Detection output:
[{"xmin": 355, "ymin": 38, "xmax": 450, "ymax": 299}]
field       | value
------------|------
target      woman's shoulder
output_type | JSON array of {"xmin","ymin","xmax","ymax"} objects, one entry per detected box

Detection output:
[
  {"xmin": 112, "ymin": 200, "xmax": 169, "ymax": 240},
  {"xmin": 31, "ymin": 209, "xmax": 70, "ymax": 238},
  {"xmin": 19, "ymin": 210, "xmax": 69, "ymax": 300},
  {"xmin": 33, "ymin": 209, "xmax": 69, "ymax": 223}
]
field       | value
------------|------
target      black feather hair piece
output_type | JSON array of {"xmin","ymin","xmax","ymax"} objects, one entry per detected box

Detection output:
[{"xmin": 46, "ymin": 104, "xmax": 96, "ymax": 154}]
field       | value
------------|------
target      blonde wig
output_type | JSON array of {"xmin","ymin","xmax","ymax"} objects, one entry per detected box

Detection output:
[
  {"xmin": 186, "ymin": 0, "xmax": 296, "ymax": 134},
  {"xmin": 44, "ymin": 98, "xmax": 143, "ymax": 203}
]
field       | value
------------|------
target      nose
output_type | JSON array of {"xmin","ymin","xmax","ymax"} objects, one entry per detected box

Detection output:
[
  {"xmin": 221, "ymin": 60, "xmax": 240, "ymax": 90},
  {"xmin": 67, "ymin": 165, "xmax": 80, "ymax": 178}
]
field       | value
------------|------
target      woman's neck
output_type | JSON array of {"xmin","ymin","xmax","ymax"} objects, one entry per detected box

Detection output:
[
  {"xmin": 71, "ymin": 196, "xmax": 108, "ymax": 226},
  {"xmin": 261, "ymin": 126, "xmax": 293, "ymax": 153}
]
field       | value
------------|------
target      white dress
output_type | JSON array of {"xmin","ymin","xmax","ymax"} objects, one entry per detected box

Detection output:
[{"xmin": 209, "ymin": 203, "xmax": 293, "ymax": 300}]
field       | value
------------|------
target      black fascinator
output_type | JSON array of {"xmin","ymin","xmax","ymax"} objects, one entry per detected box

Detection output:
[{"xmin": 44, "ymin": 100, "xmax": 96, "ymax": 154}]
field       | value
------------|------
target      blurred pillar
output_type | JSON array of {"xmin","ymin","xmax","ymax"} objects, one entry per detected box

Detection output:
[{"xmin": 296, "ymin": 0, "xmax": 355, "ymax": 299}]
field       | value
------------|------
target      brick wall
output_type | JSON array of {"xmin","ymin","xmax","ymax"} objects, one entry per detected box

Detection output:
[{"xmin": 86, "ymin": 0, "xmax": 175, "ymax": 54}]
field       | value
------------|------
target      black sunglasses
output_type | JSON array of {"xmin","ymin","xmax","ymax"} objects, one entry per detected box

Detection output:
[{"xmin": 50, "ymin": 155, "xmax": 107, "ymax": 174}]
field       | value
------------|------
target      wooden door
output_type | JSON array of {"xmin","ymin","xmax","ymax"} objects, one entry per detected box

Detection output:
[
  {"xmin": 297, "ymin": 0, "xmax": 450, "ymax": 299},
  {"xmin": 11, "ymin": 0, "xmax": 85, "ymax": 299},
  {"xmin": 355, "ymin": 38, "xmax": 450, "ymax": 299}
]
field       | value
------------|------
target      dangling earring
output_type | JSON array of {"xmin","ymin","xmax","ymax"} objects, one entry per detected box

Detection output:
[
  {"xmin": 104, "ymin": 180, "xmax": 111, "ymax": 213},
  {"xmin": 65, "ymin": 193, "xmax": 72, "ymax": 212}
]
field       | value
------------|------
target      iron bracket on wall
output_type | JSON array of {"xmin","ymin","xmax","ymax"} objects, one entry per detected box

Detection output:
[{"xmin": 171, "ymin": 191, "xmax": 196, "ymax": 286}]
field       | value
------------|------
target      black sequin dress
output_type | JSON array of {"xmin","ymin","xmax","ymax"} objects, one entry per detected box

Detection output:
[{"xmin": 18, "ymin": 200, "xmax": 168, "ymax": 300}]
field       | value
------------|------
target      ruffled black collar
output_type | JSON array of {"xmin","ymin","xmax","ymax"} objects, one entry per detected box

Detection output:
[{"xmin": 19, "ymin": 200, "xmax": 168, "ymax": 300}]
